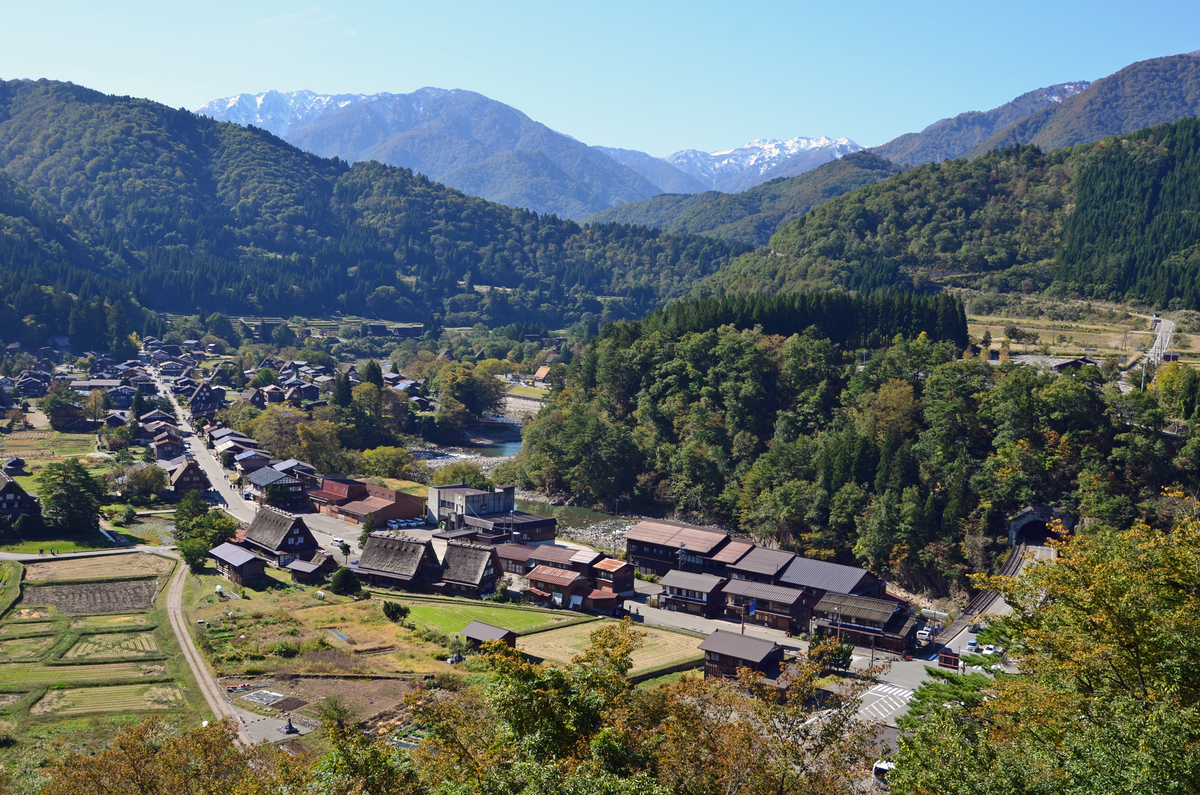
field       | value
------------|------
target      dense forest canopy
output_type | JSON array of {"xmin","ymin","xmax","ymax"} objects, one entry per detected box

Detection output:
[
  {"xmin": 0, "ymin": 78, "xmax": 749, "ymax": 345},
  {"xmin": 504, "ymin": 289, "xmax": 1200, "ymax": 595},
  {"xmin": 701, "ymin": 117, "xmax": 1200, "ymax": 310}
]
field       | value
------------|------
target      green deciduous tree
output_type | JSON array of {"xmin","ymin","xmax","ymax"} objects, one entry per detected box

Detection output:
[{"xmin": 36, "ymin": 460, "xmax": 104, "ymax": 532}]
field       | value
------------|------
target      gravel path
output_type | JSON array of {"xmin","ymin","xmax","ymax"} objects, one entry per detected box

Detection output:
[{"xmin": 165, "ymin": 559, "xmax": 253, "ymax": 745}]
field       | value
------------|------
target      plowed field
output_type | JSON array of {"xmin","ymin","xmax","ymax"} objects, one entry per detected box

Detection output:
[
  {"xmin": 24, "ymin": 580, "xmax": 159, "ymax": 614},
  {"xmin": 25, "ymin": 554, "xmax": 173, "ymax": 582}
]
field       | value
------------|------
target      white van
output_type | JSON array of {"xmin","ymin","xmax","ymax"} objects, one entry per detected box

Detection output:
[{"xmin": 966, "ymin": 638, "xmax": 979, "ymax": 653}]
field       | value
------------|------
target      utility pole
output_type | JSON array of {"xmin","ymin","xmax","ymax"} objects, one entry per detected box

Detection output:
[{"xmin": 835, "ymin": 607, "xmax": 841, "ymax": 643}]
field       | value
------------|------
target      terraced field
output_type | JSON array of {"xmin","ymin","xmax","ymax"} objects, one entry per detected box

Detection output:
[
  {"xmin": 64, "ymin": 631, "xmax": 159, "ymax": 660},
  {"xmin": 0, "ymin": 621, "xmax": 56, "ymax": 637},
  {"xmin": 31, "ymin": 683, "xmax": 184, "ymax": 715},
  {"xmin": 24, "ymin": 554, "xmax": 174, "ymax": 583},
  {"xmin": 0, "ymin": 636, "xmax": 56, "ymax": 661},
  {"xmin": 71, "ymin": 614, "xmax": 150, "ymax": 630},
  {"xmin": 23, "ymin": 580, "xmax": 159, "ymax": 614},
  {"xmin": 2, "ymin": 661, "xmax": 166, "ymax": 686}
]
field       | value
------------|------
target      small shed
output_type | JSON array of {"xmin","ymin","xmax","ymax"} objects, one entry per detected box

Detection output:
[
  {"xmin": 209, "ymin": 542, "xmax": 267, "ymax": 586},
  {"xmin": 458, "ymin": 620, "xmax": 517, "ymax": 649}
]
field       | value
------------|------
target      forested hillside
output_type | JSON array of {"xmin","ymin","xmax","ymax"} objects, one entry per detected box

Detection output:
[
  {"xmin": 0, "ymin": 79, "xmax": 749, "ymax": 345},
  {"xmin": 966, "ymin": 52, "xmax": 1200, "ymax": 157},
  {"xmin": 701, "ymin": 117, "xmax": 1200, "ymax": 309},
  {"xmin": 583, "ymin": 152, "xmax": 902, "ymax": 246},
  {"xmin": 507, "ymin": 290, "xmax": 1198, "ymax": 595}
]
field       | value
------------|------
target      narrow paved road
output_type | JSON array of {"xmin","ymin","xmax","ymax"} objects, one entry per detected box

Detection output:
[{"xmin": 165, "ymin": 556, "xmax": 253, "ymax": 745}]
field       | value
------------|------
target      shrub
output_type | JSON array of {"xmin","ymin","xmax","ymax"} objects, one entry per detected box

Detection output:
[
  {"xmin": 330, "ymin": 567, "xmax": 360, "ymax": 595},
  {"xmin": 299, "ymin": 636, "xmax": 331, "ymax": 653},
  {"xmin": 381, "ymin": 601, "xmax": 410, "ymax": 624},
  {"xmin": 273, "ymin": 640, "xmax": 299, "ymax": 658}
]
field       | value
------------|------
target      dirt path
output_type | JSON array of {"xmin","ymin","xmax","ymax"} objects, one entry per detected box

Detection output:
[{"xmin": 165, "ymin": 558, "xmax": 252, "ymax": 745}]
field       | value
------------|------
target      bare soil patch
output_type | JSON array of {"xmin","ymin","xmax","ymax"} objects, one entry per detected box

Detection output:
[
  {"xmin": 24, "ymin": 580, "xmax": 159, "ymax": 614},
  {"xmin": 25, "ymin": 554, "xmax": 174, "ymax": 583},
  {"xmin": 11, "ymin": 608, "xmax": 53, "ymax": 620},
  {"xmin": 221, "ymin": 675, "xmax": 416, "ymax": 718},
  {"xmin": 71, "ymin": 614, "xmax": 151, "ymax": 629},
  {"xmin": 0, "ymin": 693, "xmax": 22, "ymax": 707}
]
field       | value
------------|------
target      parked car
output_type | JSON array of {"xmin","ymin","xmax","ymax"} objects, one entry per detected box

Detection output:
[
  {"xmin": 916, "ymin": 629, "xmax": 932, "ymax": 643},
  {"xmin": 331, "ymin": 537, "xmax": 346, "ymax": 546},
  {"xmin": 982, "ymin": 644, "xmax": 996, "ymax": 655},
  {"xmin": 966, "ymin": 638, "xmax": 979, "ymax": 653}
]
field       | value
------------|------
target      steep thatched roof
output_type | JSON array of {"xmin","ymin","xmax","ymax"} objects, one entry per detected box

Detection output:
[{"xmin": 358, "ymin": 535, "xmax": 435, "ymax": 580}]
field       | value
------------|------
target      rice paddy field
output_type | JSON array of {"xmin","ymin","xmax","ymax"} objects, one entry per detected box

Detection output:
[
  {"xmin": 517, "ymin": 620, "xmax": 704, "ymax": 678},
  {"xmin": 0, "ymin": 554, "xmax": 207, "ymax": 793}
]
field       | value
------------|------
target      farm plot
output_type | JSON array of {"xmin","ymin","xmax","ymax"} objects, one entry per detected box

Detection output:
[
  {"xmin": 398, "ymin": 599, "xmax": 588, "ymax": 636},
  {"xmin": 0, "ymin": 621, "xmax": 56, "ymax": 637},
  {"xmin": 0, "ymin": 636, "xmax": 55, "ymax": 661},
  {"xmin": 64, "ymin": 631, "xmax": 159, "ymax": 660},
  {"xmin": 24, "ymin": 553, "xmax": 174, "ymax": 583},
  {"xmin": 71, "ymin": 613, "xmax": 150, "ymax": 630},
  {"xmin": 24, "ymin": 580, "xmax": 159, "ymax": 614},
  {"xmin": 31, "ymin": 683, "xmax": 184, "ymax": 715},
  {"xmin": 517, "ymin": 621, "xmax": 703, "ymax": 677},
  {"xmin": 2, "ymin": 661, "xmax": 165, "ymax": 686}
]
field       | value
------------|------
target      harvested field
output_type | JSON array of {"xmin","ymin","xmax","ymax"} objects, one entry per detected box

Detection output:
[
  {"xmin": 31, "ymin": 683, "xmax": 184, "ymax": 715},
  {"xmin": 1, "ymin": 661, "xmax": 165, "ymax": 686},
  {"xmin": 517, "ymin": 621, "xmax": 703, "ymax": 677},
  {"xmin": 24, "ymin": 553, "xmax": 174, "ymax": 583},
  {"xmin": 71, "ymin": 614, "xmax": 151, "ymax": 630},
  {"xmin": 24, "ymin": 580, "xmax": 159, "ymax": 614},
  {"xmin": 0, "ymin": 693, "xmax": 22, "ymax": 707},
  {"xmin": 0, "ymin": 636, "xmax": 55, "ymax": 661},
  {"xmin": 64, "ymin": 631, "xmax": 159, "ymax": 659},
  {"xmin": 0, "ymin": 621, "xmax": 56, "ymax": 636},
  {"xmin": 10, "ymin": 608, "xmax": 54, "ymax": 621}
]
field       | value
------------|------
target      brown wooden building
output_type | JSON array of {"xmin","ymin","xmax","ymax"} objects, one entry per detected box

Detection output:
[
  {"xmin": 811, "ymin": 592, "xmax": 920, "ymax": 653},
  {"xmin": 698, "ymin": 629, "xmax": 784, "ymax": 680},
  {"xmin": 240, "ymin": 508, "xmax": 319, "ymax": 567},
  {"xmin": 720, "ymin": 579, "xmax": 809, "ymax": 633},
  {"xmin": 434, "ymin": 543, "xmax": 501, "ymax": 598},
  {"xmin": 659, "ymin": 570, "xmax": 726, "ymax": 618},
  {"xmin": 356, "ymin": 535, "xmax": 441, "ymax": 591},
  {"xmin": 0, "ymin": 471, "xmax": 40, "ymax": 520},
  {"xmin": 209, "ymin": 542, "xmax": 267, "ymax": 586},
  {"xmin": 458, "ymin": 620, "xmax": 517, "ymax": 649}
]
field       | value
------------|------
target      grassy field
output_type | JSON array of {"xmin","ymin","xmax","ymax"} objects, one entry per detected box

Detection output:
[
  {"xmin": 507, "ymin": 384, "xmax": 549, "ymax": 399},
  {"xmin": 517, "ymin": 620, "xmax": 704, "ymax": 677},
  {"xmin": 24, "ymin": 554, "xmax": 174, "ymax": 583},
  {"xmin": 0, "ymin": 534, "xmax": 124, "ymax": 555},
  {"xmin": 0, "ymin": 555, "xmax": 209, "ymax": 791},
  {"xmin": 396, "ymin": 597, "xmax": 591, "ymax": 635}
]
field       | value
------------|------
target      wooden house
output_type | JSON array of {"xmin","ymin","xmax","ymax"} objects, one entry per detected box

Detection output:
[
  {"xmin": 458, "ymin": 620, "xmax": 517, "ymax": 649},
  {"xmin": 698, "ymin": 629, "xmax": 784, "ymax": 680},
  {"xmin": 356, "ymin": 535, "xmax": 441, "ymax": 590},
  {"xmin": 434, "ymin": 543, "xmax": 500, "ymax": 598},
  {"xmin": 209, "ymin": 542, "xmax": 267, "ymax": 586},
  {"xmin": 0, "ymin": 471, "xmax": 40, "ymax": 520},
  {"xmin": 659, "ymin": 570, "xmax": 727, "ymax": 618},
  {"xmin": 241, "ymin": 508, "xmax": 319, "ymax": 567}
]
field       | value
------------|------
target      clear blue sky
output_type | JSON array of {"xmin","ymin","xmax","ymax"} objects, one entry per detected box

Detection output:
[{"xmin": 2, "ymin": 1, "xmax": 1197, "ymax": 156}]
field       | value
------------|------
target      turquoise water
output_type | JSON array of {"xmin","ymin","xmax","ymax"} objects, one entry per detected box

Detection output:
[{"xmin": 474, "ymin": 440, "xmax": 524, "ymax": 457}]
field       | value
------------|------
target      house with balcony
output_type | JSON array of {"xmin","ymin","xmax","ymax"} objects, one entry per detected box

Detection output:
[
  {"xmin": 659, "ymin": 570, "xmax": 726, "ymax": 618},
  {"xmin": 698, "ymin": 630, "xmax": 784, "ymax": 681},
  {"xmin": 811, "ymin": 592, "xmax": 920, "ymax": 653},
  {"xmin": 623, "ymin": 520, "xmax": 731, "ymax": 577}
]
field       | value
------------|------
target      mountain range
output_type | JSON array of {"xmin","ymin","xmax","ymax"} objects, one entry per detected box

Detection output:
[
  {"xmin": 197, "ymin": 89, "xmax": 861, "ymax": 219},
  {"xmin": 583, "ymin": 52, "xmax": 1200, "ymax": 243},
  {"xmin": 0, "ymin": 78, "xmax": 750, "ymax": 345}
]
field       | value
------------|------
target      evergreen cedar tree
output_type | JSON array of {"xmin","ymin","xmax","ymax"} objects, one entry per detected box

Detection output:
[{"xmin": 512, "ymin": 289, "xmax": 1200, "ymax": 596}]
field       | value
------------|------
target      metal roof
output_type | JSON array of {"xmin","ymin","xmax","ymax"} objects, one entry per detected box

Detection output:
[
  {"xmin": 708, "ymin": 540, "xmax": 754, "ymax": 565},
  {"xmin": 727, "ymin": 547, "xmax": 796, "ymax": 578},
  {"xmin": 527, "ymin": 565, "xmax": 585, "ymax": 587},
  {"xmin": 624, "ymin": 520, "xmax": 729, "ymax": 555},
  {"xmin": 778, "ymin": 556, "xmax": 874, "ymax": 594},
  {"xmin": 459, "ymin": 620, "xmax": 514, "ymax": 642},
  {"xmin": 721, "ymin": 578, "xmax": 805, "ymax": 605},
  {"xmin": 698, "ymin": 629, "xmax": 778, "ymax": 664},
  {"xmin": 570, "ymin": 549, "xmax": 604, "ymax": 566},
  {"xmin": 659, "ymin": 570, "xmax": 725, "ymax": 593},
  {"xmin": 593, "ymin": 557, "xmax": 631, "ymax": 573},
  {"xmin": 209, "ymin": 542, "xmax": 262, "ymax": 568},
  {"xmin": 813, "ymin": 592, "xmax": 899, "ymax": 625}
]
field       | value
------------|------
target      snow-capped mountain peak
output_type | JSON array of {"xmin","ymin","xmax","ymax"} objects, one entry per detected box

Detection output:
[
  {"xmin": 196, "ymin": 89, "xmax": 381, "ymax": 137},
  {"xmin": 665, "ymin": 135, "xmax": 863, "ymax": 192}
]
